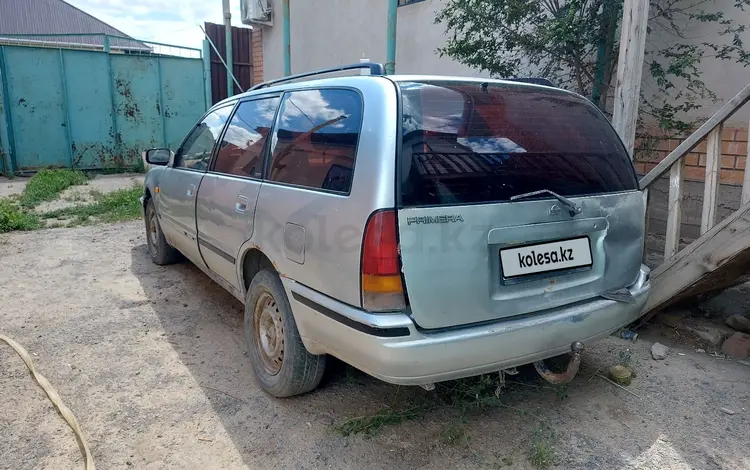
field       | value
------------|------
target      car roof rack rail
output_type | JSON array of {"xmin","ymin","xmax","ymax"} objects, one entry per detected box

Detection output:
[
  {"xmin": 504, "ymin": 77, "xmax": 555, "ymax": 87},
  {"xmin": 250, "ymin": 62, "xmax": 386, "ymax": 90}
]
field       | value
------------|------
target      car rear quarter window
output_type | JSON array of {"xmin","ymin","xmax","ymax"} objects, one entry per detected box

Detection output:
[
  {"xmin": 398, "ymin": 81, "xmax": 639, "ymax": 207},
  {"xmin": 267, "ymin": 89, "xmax": 363, "ymax": 193},
  {"xmin": 212, "ymin": 97, "xmax": 280, "ymax": 178}
]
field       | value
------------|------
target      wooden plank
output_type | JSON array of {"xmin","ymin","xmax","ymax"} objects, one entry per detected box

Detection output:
[
  {"xmin": 611, "ymin": 0, "xmax": 650, "ymax": 158},
  {"xmin": 641, "ymin": 187, "xmax": 650, "ymax": 263},
  {"xmin": 664, "ymin": 157, "xmax": 684, "ymax": 259},
  {"xmin": 701, "ymin": 125, "xmax": 722, "ymax": 234},
  {"xmin": 639, "ymin": 82, "xmax": 750, "ymax": 188},
  {"xmin": 742, "ymin": 116, "xmax": 750, "ymax": 205},
  {"xmin": 640, "ymin": 200, "xmax": 750, "ymax": 321}
]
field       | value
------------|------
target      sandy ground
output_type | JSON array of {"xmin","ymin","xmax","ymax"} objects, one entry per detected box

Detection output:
[
  {"xmin": 0, "ymin": 176, "xmax": 30, "ymax": 198},
  {"xmin": 1, "ymin": 221, "xmax": 749, "ymax": 470}
]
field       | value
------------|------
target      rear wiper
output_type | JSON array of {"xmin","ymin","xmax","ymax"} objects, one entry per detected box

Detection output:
[{"xmin": 510, "ymin": 189, "xmax": 583, "ymax": 217}]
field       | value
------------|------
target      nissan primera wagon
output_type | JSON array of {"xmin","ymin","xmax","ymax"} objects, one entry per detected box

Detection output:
[{"xmin": 141, "ymin": 63, "xmax": 650, "ymax": 397}]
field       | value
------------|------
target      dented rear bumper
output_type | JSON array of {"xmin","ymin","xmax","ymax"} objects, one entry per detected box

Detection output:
[{"xmin": 285, "ymin": 265, "xmax": 650, "ymax": 386}]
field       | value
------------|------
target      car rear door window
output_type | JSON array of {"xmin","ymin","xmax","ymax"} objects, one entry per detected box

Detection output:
[
  {"xmin": 267, "ymin": 89, "xmax": 363, "ymax": 193},
  {"xmin": 212, "ymin": 97, "xmax": 280, "ymax": 178},
  {"xmin": 176, "ymin": 105, "xmax": 233, "ymax": 171},
  {"xmin": 398, "ymin": 81, "xmax": 639, "ymax": 207}
]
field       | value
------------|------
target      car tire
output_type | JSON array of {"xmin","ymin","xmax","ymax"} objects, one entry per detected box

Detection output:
[
  {"xmin": 244, "ymin": 269, "xmax": 326, "ymax": 397},
  {"xmin": 144, "ymin": 199, "xmax": 181, "ymax": 265}
]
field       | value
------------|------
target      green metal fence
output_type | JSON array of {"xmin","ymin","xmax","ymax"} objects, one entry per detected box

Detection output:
[{"xmin": 0, "ymin": 34, "xmax": 208, "ymax": 174}]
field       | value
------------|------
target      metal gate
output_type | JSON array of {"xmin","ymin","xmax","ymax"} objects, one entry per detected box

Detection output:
[{"xmin": 0, "ymin": 35, "xmax": 208, "ymax": 174}]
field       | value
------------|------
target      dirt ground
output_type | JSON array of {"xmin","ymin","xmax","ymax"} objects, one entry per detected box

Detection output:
[
  {"xmin": 1, "ymin": 221, "xmax": 749, "ymax": 470},
  {"xmin": 0, "ymin": 176, "xmax": 30, "ymax": 198}
]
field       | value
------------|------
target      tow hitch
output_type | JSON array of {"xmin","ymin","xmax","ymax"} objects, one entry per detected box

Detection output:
[{"xmin": 533, "ymin": 341, "xmax": 585, "ymax": 385}]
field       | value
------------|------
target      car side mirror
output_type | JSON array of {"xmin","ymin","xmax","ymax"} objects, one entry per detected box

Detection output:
[{"xmin": 145, "ymin": 148, "xmax": 172, "ymax": 165}]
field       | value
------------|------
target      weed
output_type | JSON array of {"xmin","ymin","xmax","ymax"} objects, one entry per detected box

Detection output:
[
  {"xmin": 527, "ymin": 423, "xmax": 557, "ymax": 469},
  {"xmin": 439, "ymin": 374, "xmax": 505, "ymax": 413},
  {"xmin": 334, "ymin": 401, "xmax": 434, "ymax": 437},
  {"xmin": 489, "ymin": 452, "xmax": 515, "ymax": 469},
  {"xmin": 96, "ymin": 158, "xmax": 145, "ymax": 175},
  {"xmin": 89, "ymin": 188, "xmax": 104, "ymax": 201},
  {"xmin": 40, "ymin": 186, "xmax": 142, "ymax": 225},
  {"xmin": 20, "ymin": 169, "xmax": 88, "ymax": 208},
  {"xmin": 0, "ymin": 198, "xmax": 39, "ymax": 232},
  {"xmin": 63, "ymin": 190, "xmax": 88, "ymax": 202},
  {"xmin": 551, "ymin": 384, "xmax": 568, "ymax": 401},
  {"xmin": 441, "ymin": 420, "xmax": 469, "ymax": 445}
]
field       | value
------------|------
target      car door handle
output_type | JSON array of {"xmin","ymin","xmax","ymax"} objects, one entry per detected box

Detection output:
[
  {"xmin": 187, "ymin": 184, "xmax": 196, "ymax": 197},
  {"xmin": 235, "ymin": 195, "xmax": 249, "ymax": 213}
]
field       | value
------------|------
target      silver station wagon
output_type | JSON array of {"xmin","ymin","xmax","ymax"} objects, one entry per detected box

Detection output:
[{"xmin": 141, "ymin": 63, "xmax": 650, "ymax": 397}]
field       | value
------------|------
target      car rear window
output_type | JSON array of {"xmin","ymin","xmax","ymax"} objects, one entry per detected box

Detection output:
[{"xmin": 398, "ymin": 81, "xmax": 639, "ymax": 207}]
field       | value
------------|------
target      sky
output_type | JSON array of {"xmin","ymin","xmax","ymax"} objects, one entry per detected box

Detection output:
[{"xmin": 67, "ymin": 0, "xmax": 248, "ymax": 50}]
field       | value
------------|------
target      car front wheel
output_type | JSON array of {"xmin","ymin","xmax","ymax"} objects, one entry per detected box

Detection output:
[{"xmin": 144, "ymin": 199, "xmax": 181, "ymax": 265}]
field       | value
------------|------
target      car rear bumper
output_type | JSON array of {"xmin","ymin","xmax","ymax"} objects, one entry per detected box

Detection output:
[{"xmin": 284, "ymin": 265, "xmax": 650, "ymax": 386}]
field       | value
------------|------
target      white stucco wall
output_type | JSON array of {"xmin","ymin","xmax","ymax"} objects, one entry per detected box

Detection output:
[
  {"xmin": 260, "ymin": 0, "xmax": 481, "ymax": 81},
  {"xmin": 258, "ymin": 0, "xmax": 750, "ymax": 125},
  {"xmin": 642, "ymin": 0, "xmax": 750, "ymax": 126}
]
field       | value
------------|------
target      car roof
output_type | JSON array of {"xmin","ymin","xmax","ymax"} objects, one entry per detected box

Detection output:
[{"xmin": 210, "ymin": 74, "xmax": 578, "ymax": 110}]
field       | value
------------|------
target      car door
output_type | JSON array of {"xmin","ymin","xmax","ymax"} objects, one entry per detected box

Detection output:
[
  {"xmin": 253, "ymin": 88, "xmax": 364, "ymax": 304},
  {"xmin": 157, "ymin": 105, "xmax": 234, "ymax": 266},
  {"xmin": 196, "ymin": 95, "xmax": 281, "ymax": 289}
]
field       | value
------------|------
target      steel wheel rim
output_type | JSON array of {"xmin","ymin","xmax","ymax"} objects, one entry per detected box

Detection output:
[
  {"xmin": 148, "ymin": 211, "xmax": 159, "ymax": 248},
  {"xmin": 253, "ymin": 292, "xmax": 284, "ymax": 376}
]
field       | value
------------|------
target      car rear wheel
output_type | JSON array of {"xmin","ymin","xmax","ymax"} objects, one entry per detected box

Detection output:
[
  {"xmin": 244, "ymin": 270, "xmax": 326, "ymax": 397},
  {"xmin": 144, "ymin": 199, "xmax": 181, "ymax": 265}
]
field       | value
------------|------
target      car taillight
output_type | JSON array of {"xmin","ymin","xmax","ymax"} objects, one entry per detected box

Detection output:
[{"xmin": 361, "ymin": 209, "xmax": 406, "ymax": 312}]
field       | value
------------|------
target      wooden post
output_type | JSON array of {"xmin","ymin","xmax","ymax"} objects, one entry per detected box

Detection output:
[
  {"xmin": 611, "ymin": 0, "xmax": 650, "ymax": 158},
  {"xmin": 664, "ymin": 158, "xmax": 684, "ymax": 259},
  {"xmin": 701, "ymin": 125, "xmax": 723, "ymax": 234},
  {"xmin": 642, "ymin": 187, "xmax": 650, "ymax": 262},
  {"xmin": 742, "ymin": 116, "xmax": 750, "ymax": 205}
]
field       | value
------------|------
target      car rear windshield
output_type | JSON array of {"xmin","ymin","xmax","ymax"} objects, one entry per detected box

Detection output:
[{"xmin": 398, "ymin": 81, "xmax": 639, "ymax": 207}]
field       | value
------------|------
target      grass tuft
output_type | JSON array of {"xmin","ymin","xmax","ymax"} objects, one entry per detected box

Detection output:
[
  {"xmin": 40, "ymin": 186, "xmax": 142, "ymax": 225},
  {"xmin": 20, "ymin": 169, "xmax": 88, "ymax": 208},
  {"xmin": 0, "ymin": 198, "xmax": 40, "ymax": 233},
  {"xmin": 333, "ymin": 375, "xmax": 515, "ymax": 438},
  {"xmin": 334, "ymin": 401, "xmax": 434, "ymax": 437},
  {"xmin": 527, "ymin": 423, "xmax": 557, "ymax": 469}
]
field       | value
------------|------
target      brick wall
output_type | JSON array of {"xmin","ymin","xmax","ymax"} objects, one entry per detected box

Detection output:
[
  {"xmin": 252, "ymin": 28, "xmax": 263, "ymax": 85},
  {"xmin": 634, "ymin": 127, "xmax": 749, "ymax": 185}
]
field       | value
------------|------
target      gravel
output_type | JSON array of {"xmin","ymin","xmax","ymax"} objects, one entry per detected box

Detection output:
[{"xmin": 1, "ymin": 221, "xmax": 749, "ymax": 469}]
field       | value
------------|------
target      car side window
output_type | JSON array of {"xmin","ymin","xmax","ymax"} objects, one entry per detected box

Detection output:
[
  {"xmin": 212, "ymin": 97, "xmax": 280, "ymax": 178},
  {"xmin": 175, "ymin": 106, "xmax": 233, "ymax": 171},
  {"xmin": 267, "ymin": 89, "xmax": 363, "ymax": 193}
]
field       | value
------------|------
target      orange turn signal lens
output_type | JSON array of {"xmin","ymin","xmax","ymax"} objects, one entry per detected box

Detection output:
[{"xmin": 361, "ymin": 274, "xmax": 404, "ymax": 294}]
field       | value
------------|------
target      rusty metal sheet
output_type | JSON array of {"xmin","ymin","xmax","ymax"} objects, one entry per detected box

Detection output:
[
  {"xmin": 63, "ymin": 49, "xmax": 117, "ymax": 169},
  {"xmin": 110, "ymin": 55, "xmax": 163, "ymax": 167},
  {"xmin": 0, "ymin": 42, "xmax": 207, "ymax": 172},
  {"xmin": 2, "ymin": 46, "xmax": 69, "ymax": 170},
  {"xmin": 158, "ymin": 56, "xmax": 206, "ymax": 150}
]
